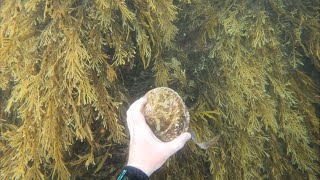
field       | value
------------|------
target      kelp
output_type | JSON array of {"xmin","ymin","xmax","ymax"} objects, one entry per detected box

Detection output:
[
  {"xmin": 0, "ymin": 0, "xmax": 319, "ymax": 179},
  {"xmin": 0, "ymin": 0, "xmax": 182, "ymax": 179}
]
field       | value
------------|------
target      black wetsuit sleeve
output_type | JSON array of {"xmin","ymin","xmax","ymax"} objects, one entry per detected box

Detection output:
[{"xmin": 117, "ymin": 166, "xmax": 149, "ymax": 180}]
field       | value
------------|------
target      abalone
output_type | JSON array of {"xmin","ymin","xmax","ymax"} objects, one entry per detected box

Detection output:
[
  {"xmin": 142, "ymin": 87, "xmax": 219, "ymax": 149},
  {"xmin": 142, "ymin": 87, "xmax": 190, "ymax": 142}
]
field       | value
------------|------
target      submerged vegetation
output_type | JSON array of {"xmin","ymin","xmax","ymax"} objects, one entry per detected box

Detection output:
[{"xmin": 0, "ymin": 0, "xmax": 319, "ymax": 179}]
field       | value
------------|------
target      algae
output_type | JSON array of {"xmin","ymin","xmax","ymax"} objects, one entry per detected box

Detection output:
[{"xmin": 0, "ymin": 0, "xmax": 319, "ymax": 179}]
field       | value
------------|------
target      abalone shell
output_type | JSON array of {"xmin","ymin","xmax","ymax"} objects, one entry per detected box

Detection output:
[{"xmin": 142, "ymin": 87, "xmax": 190, "ymax": 142}]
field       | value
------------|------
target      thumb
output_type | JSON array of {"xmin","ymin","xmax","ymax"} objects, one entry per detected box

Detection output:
[{"xmin": 166, "ymin": 132, "xmax": 191, "ymax": 155}]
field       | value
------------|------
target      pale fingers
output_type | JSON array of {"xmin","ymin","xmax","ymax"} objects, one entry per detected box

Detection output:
[
  {"xmin": 130, "ymin": 96, "xmax": 147, "ymax": 126},
  {"xmin": 166, "ymin": 132, "xmax": 191, "ymax": 156},
  {"xmin": 126, "ymin": 96, "xmax": 148, "ymax": 135}
]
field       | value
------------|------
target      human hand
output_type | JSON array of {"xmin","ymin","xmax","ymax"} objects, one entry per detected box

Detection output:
[{"xmin": 126, "ymin": 96, "xmax": 191, "ymax": 176}]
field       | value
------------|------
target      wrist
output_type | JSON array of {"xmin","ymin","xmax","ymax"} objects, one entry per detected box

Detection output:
[
  {"xmin": 118, "ymin": 166, "xmax": 149, "ymax": 180},
  {"xmin": 127, "ymin": 161, "xmax": 152, "ymax": 177}
]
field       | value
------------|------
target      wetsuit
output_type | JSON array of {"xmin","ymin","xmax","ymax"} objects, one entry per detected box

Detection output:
[{"xmin": 117, "ymin": 166, "xmax": 149, "ymax": 180}]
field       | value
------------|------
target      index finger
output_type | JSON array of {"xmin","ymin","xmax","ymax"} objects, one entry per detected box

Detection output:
[
  {"xmin": 126, "ymin": 96, "xmax": 148, "ymax": 129},
  {"xmin": 130, "ymin": 96, "xmax": 147, "ymax": 114}
]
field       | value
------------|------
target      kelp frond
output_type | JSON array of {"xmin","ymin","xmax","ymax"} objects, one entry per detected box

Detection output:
[{"xmin": 0, "ymin": 0, "xmax": 319, "ymax": 179}]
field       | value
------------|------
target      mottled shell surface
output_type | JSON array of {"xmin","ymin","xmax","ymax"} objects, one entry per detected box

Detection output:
[{"xmin": 142, "ymin": 87, "xmax": 190, "ymax": 142}]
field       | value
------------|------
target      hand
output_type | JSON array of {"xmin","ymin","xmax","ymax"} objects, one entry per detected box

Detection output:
[{"xmin": 126, "ymin": 96, "xmax": 191, "ymax": 176}]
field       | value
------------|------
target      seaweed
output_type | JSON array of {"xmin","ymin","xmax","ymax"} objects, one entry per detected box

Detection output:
[{"xmin": 0, "ymin": 0, "xmax": 319, "ymax": 179}]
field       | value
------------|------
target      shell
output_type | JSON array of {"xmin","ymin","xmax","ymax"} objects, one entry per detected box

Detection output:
[{"xmin": 142, "ymin": 87, "xmax": 190, "ymax": 142}]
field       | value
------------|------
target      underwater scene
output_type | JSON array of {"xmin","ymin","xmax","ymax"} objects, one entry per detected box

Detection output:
[{"xmin": 0, "ymin": 0, "xmax": 319, "ymax": 179}]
